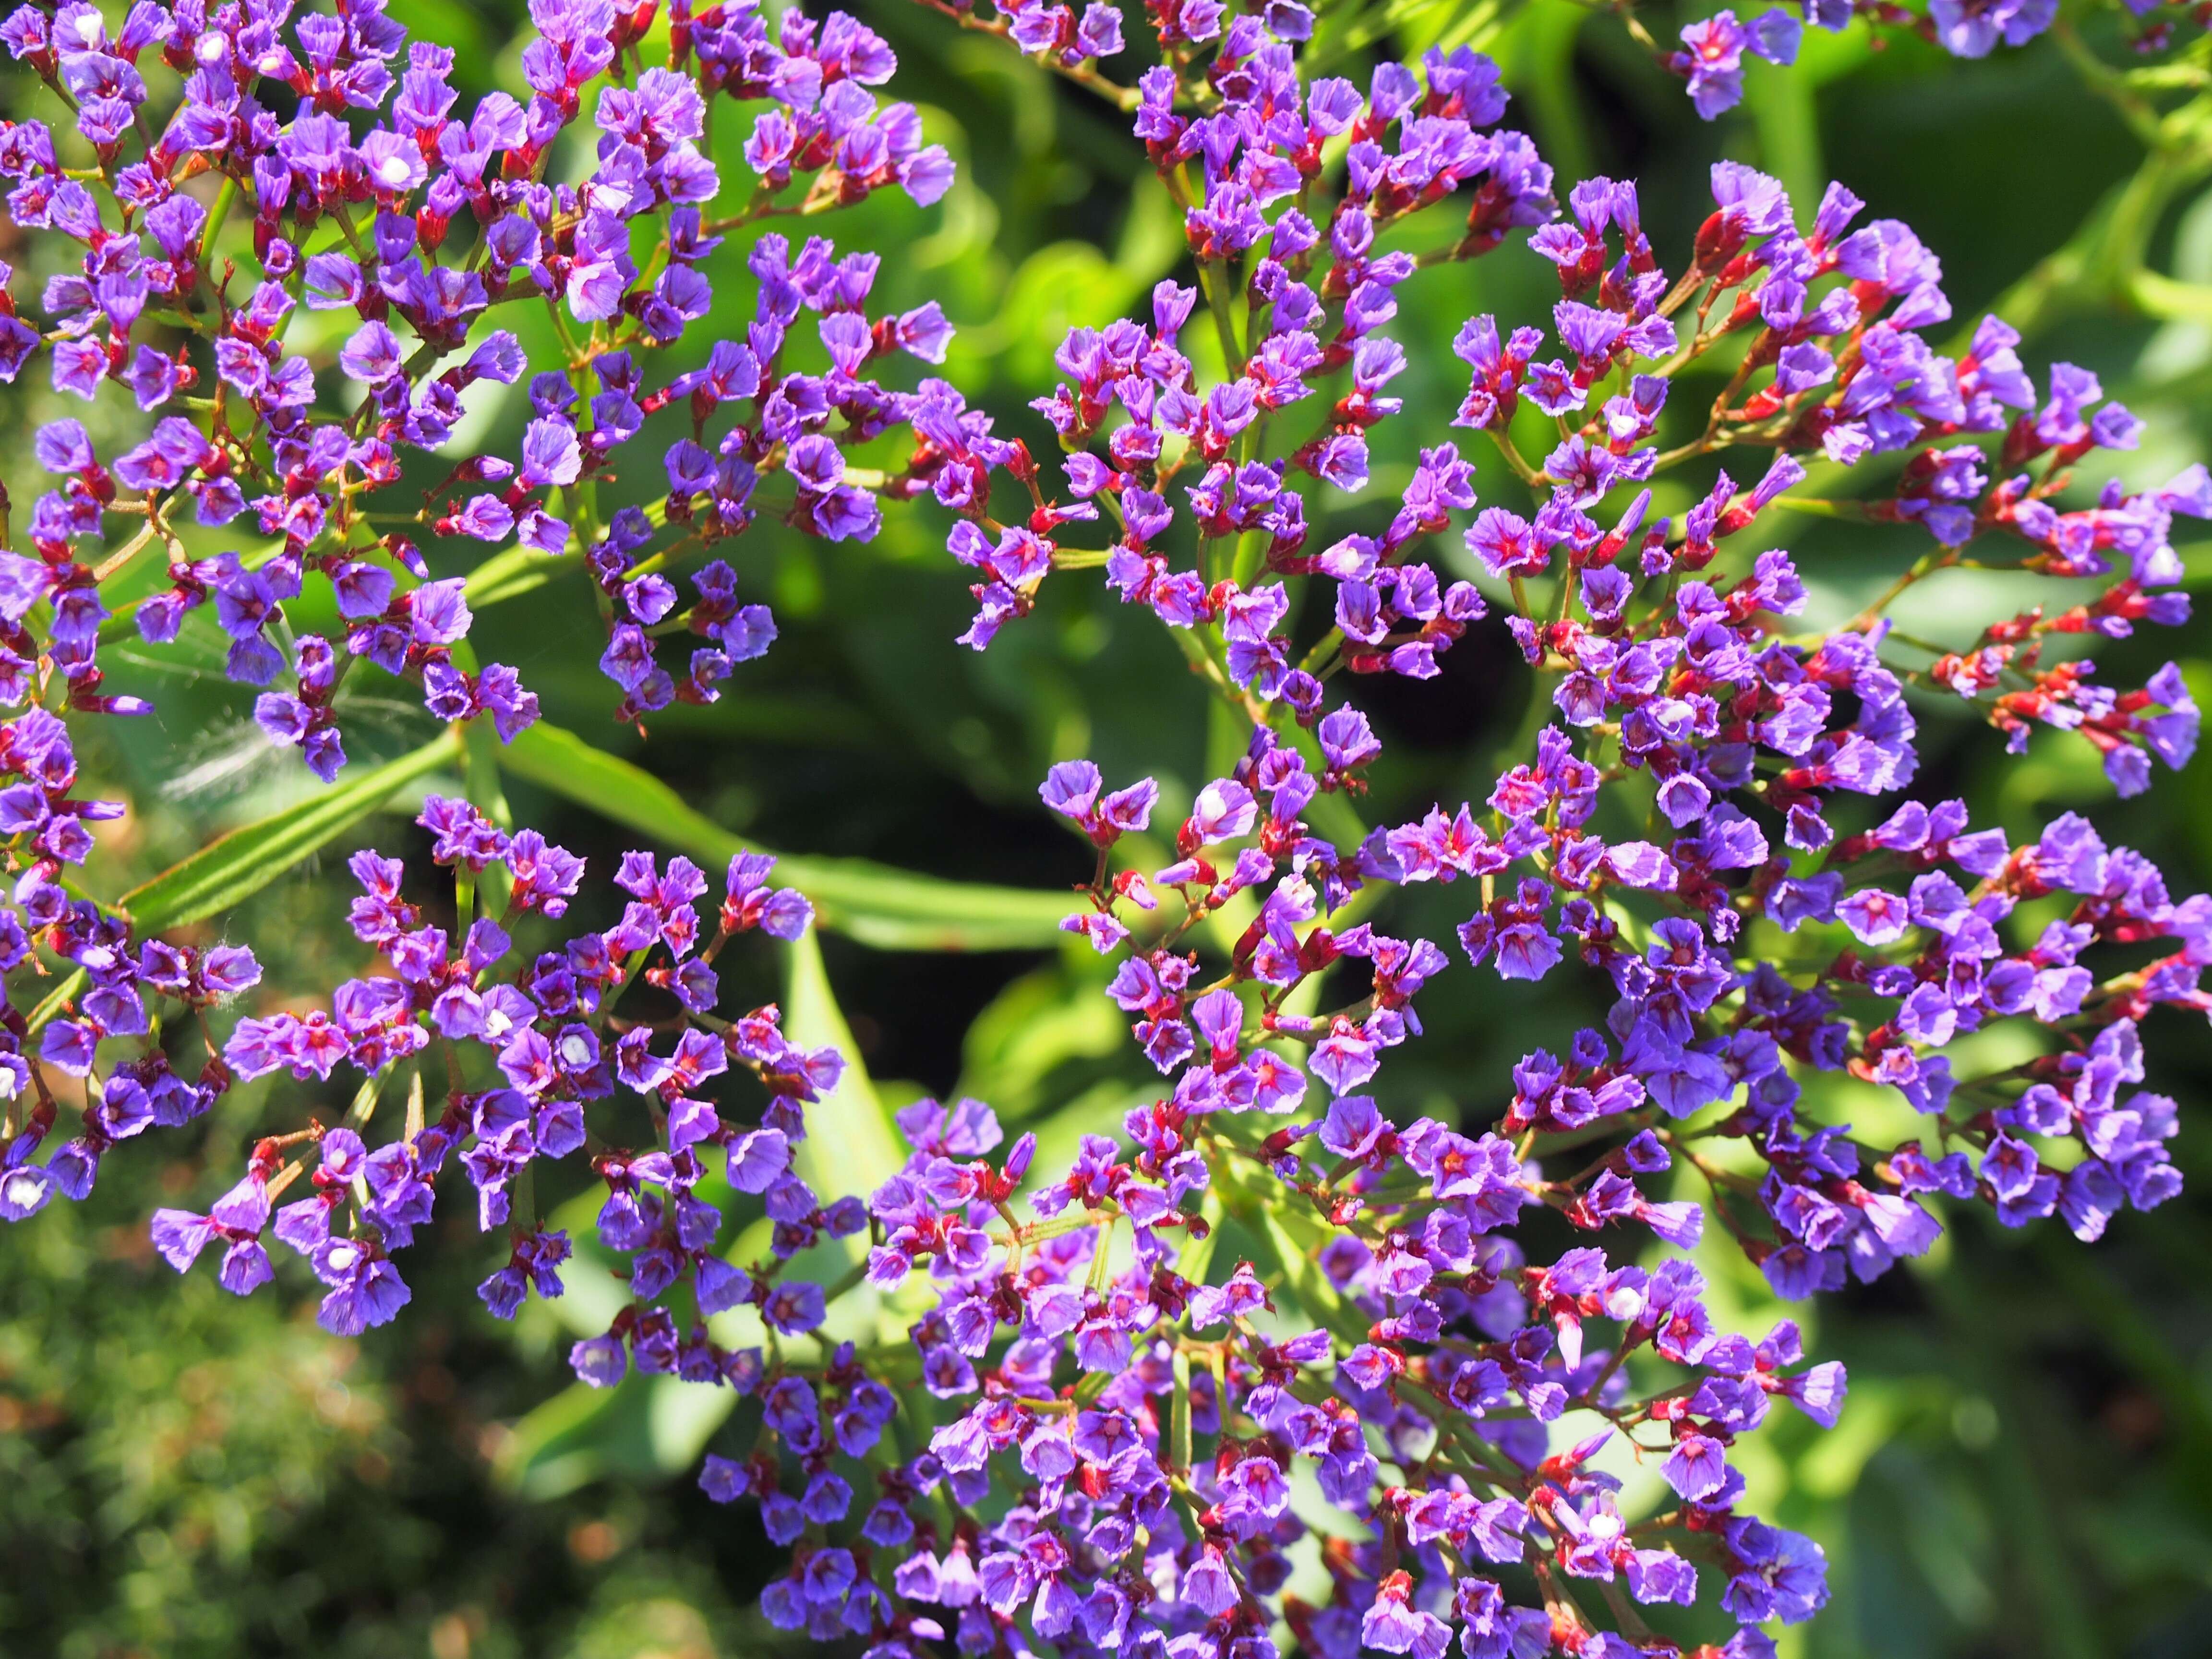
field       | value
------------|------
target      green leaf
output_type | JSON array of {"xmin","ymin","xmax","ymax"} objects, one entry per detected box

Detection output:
[
  {"xmin": 783, "ymin": 928, "xmax": 904, "ymax": 1212},
  {"xmin": 647, "ymin": 1373, "xmax": 737, "ymax": 1472},
  {"xmin": 25, "ymin": 969, "xmax": 87, "ymax": 1035},
  {"xmin": 118, "ymin": 730, "xmax": 463, "ymax": 933},
  {"xmin": 494, "ymin": 1376, "xmax": 654, "ymax": 1500},
  {"xmin": 497, "ymin": 721, "xmax": 1071, "ymax": 950},
  {"xmin": 767, "ymin": 931, "xmax": 908, "ymax": 1351},
  {"xmin": 954, "ymin": 960, "xmax": 1124, "ymax": 1118},
  {"xmin": 462, "ymin": 543, "xmax": 579, "ymax": 609},
  {"xmin": 1213, "ymin": 1158, "xmax": 1368, "ymax": 1348}
]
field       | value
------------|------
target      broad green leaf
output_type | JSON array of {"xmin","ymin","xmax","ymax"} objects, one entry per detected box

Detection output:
[
  {"xmin": 988, "ymin": 241, "xmax": 1147, "ymax": 384},
  {"xmin": 757, "ymin": 851, "xmax": 1073, "ymax": 952},
  {"xmin": 26, "ymin": 968, "xmax": 88, "ymax": 1035},
  {"xmin": 955, "ymin": 960, "xmax": 1124, "ymax": 1118},
  {"xmin": 118, "ymin": 729, "xmax": 463, "ymax": 933},
  {"xmin": 783, "ymin": 927, "xmax": 904, "ymax": 1213},
  {"xmin": 648, "ymin": 1373, "xmax": 737, "ymax": 1472},
  {"xmin": 498, "ymin": 721, "xmax": 1071, "ymax": 950},
  {"xmin": 1307, "ymin": 0, "xmax": 1505, "ymax": 70},
  {"xmin": 495, "ymin": 1375, "xmax": 655, "ymax": 1499},
  {"xmin": 463, "ymin": 543, "xmax": 579, "ymax": 608}
]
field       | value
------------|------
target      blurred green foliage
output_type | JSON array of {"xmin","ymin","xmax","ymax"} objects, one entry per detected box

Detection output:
[{"xmin": 4, "ymin": 0, "xmax": 2212, "ymax": 1654}]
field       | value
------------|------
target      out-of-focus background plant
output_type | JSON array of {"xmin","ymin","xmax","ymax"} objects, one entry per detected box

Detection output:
[{"xmin": 4, "ymin": 0, "xmax": 2211, "ymax": 1653}]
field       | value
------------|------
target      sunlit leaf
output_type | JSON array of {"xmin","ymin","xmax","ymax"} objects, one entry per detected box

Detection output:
[
  {"xmin": 118, "ymin": 730, "xmax": 463, "ymax": 933},
  {"xmin": 494, "ymin": 1376, "xmax": 649, "ymax": 1500},
  {"xmin": 498, "ymin": 721, "xmax": 1071, "ymax": 950},
  {"xmin": 783, "ymin": 928, "xmax": 905, "ymax": 1213},
  {"xmin": 463, "ymin": 544, "xmax": 580, "ymax": 609},
  {"xmin": 955, "ymin": 960, "xmax": 1125, "ymax": 1119}
]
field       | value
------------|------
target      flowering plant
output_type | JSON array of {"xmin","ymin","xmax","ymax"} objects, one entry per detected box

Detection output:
[{"xmin": 0, "ymin": 0, "xmax": 2207, "ymax": 1653}]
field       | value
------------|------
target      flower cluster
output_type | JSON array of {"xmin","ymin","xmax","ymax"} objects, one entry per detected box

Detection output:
[
  {"xmin": 913, "ymin": 23, "xmax": 1551, "ymax": 671},
  {"xmin": 927, "ymin": 0, "xmax": 2206, "ymax": 124},
  {"xmin": 0, "ymin": 0, "xmax": 953, "ymax": 772},
  {"xmin": 0, "ymin": 4, "xmax": 2204, "ymax": 1659},
  {"xmin": 847, "ymin": 9, "xmax": 2200, "ymax": 1655},
  {"xmin": 1665, "ymin": 0, "xmax": 2207, "ymax": 116},
  {"xmin": 158, "ymin": 801, "xmax": 831, "ymax": 1358}
]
